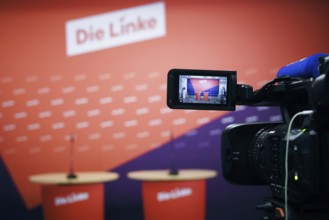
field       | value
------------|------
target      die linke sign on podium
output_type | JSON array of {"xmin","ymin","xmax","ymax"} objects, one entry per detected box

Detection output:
[{"xmin": 65, "ymin": 1, "xmax": 166, "ymax": 56}]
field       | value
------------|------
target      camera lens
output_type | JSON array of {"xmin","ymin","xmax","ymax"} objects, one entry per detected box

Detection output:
[{"xmin": 249, "ymin": 124, "xmax": 287, "ymax": 184}]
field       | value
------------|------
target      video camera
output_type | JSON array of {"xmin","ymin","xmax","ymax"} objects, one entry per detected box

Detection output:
[{"xmin": 167, "ymin": 53, "xmax": 329, "ymax": 219}]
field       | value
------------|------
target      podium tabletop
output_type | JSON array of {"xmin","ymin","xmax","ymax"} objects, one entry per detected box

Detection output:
[
  {"xmin": 127, "ymin": 169, "xmax": 217, "ymax": 181},
  {"xmin": 29, "ymin": 171, "xmax": 119, "ymax": 185}
]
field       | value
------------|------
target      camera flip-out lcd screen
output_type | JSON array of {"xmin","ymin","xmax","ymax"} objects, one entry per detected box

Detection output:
[{"xmin": 167, "ymin": 69, "xmax": 237, "ymax": 111}]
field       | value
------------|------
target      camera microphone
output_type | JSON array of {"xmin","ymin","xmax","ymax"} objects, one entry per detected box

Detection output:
[{"xmin": 277, "ymin": 53, "xmax": 328, "ymax": 79}]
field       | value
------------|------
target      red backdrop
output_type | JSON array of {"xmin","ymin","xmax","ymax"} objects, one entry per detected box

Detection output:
[{"xmin": 0, "ymin": 0, "xmax": 328, "ymax": 209}]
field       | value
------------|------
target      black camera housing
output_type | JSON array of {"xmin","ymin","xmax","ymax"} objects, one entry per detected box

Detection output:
[
  {"xmin": 221, "ymin": 122, "xmax": 320, "ymax": 204},
  {"xmin": 166, "ymin": 56, "xmax": 329, "ymax": 207}
]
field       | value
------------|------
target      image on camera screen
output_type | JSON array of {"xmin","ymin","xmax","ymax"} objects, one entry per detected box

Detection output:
[{"xmin": 178, "ymin": 75, "xmax": 227, "ymax": 105}]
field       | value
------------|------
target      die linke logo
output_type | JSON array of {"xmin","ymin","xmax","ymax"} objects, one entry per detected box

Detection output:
[
  {"xmin": 54, "ymin": 192, "xmax": 89, "ymax": 207},
  {"xmin": 65, "ymin": 1, "xmax": 166, "ymax": 56},
  {"xmin": 157, "ymin": 187, "xmax": 193, "ymax": 202}
]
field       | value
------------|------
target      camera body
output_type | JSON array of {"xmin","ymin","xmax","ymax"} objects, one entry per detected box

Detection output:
[
  {"xmin": 221, "ymin": 76, "xmax": 329, "ymax": 205},
  {"xmin": 166, "ymin": 54, "xmax": 329, "ymax": 209},
  {"xmin": 222, "ymin": 121, "xmax": 321, "ymax": 204}
]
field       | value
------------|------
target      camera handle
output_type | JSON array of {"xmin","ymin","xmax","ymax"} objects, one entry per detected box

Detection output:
[{"xmin": 257, "ymin": 197, "xmax": 329, "ymax": 220}]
